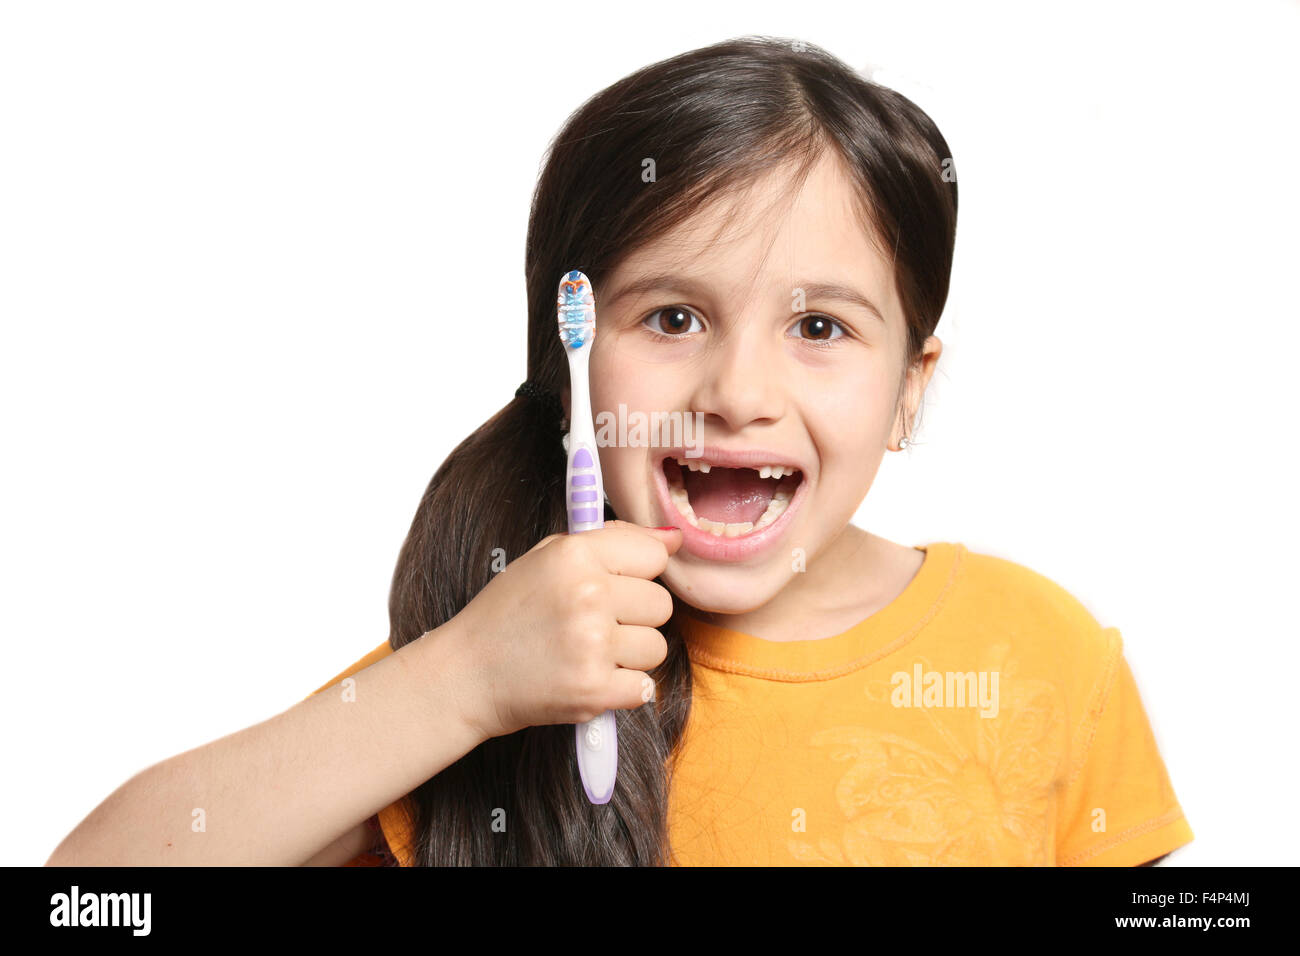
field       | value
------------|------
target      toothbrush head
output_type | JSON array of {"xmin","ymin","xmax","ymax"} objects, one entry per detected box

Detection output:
[{"xmin": 556, "ymin": 270, "xmax": 596, "ymax": 352}]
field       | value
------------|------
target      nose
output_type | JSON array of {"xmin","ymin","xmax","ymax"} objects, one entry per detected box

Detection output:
[{"xmin": 688, "ymin": 321, "xmax": 785, "ymax": 432}]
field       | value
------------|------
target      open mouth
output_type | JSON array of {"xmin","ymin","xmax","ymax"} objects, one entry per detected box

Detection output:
[{"xmin": 661, "ymin": 456, "xmax": 804, "ymax": 537}]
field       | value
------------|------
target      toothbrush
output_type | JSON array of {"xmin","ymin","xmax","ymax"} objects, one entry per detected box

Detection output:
[{"xmin": 556, "ymin": 269, "xmax": 618, "ymax": 805}]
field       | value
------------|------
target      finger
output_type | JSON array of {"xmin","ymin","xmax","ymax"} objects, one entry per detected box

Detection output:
[
  {"xmin": 608, "ymin": 576, "xmax": 674, "ymax": 628},
  {"xmin": 526, "ymin": 531, "xmax": 567, "ymax": 555},
  {"xmin": 610, "ymin": 623, "xmax": 669, "ymax": 672},
  {"xmin": 586, "ymin": 524, "xmax": 683, "ymax": 578},
  {"xmin": 607, "ymin": 520, "xmax": 686, "ymax": 557},
  {"xmin": 604, "ymin": 667, "xmax": 661, "ymax": 712}
]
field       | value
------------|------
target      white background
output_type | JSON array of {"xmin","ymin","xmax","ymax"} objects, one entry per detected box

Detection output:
[{"xmin": 3, "ymin": 0, "xmax": 1296, "ymax": 866}]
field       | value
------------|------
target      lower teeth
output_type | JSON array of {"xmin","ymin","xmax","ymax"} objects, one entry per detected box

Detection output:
[{"xmin": 667, "ymin": 474, "xmax": 791, "ymax": 537}]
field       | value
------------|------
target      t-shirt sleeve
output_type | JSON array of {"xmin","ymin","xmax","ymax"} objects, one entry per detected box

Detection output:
[
  {"xmin": 301, "ymin": 642, "xmax": 409, "ymax": 865},
  {"xmin": 341, "ymin": 814, "xmax": 399, "ymax": 866},
  {"xmin": 1056, "ymin": 632, "xmax": 1193, "ymax": 865}
]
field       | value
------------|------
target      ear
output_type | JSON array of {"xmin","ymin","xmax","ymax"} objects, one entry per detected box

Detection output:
[{"xmin": 890, "ymin": 335, "xmax": 943, "ymax": 449}]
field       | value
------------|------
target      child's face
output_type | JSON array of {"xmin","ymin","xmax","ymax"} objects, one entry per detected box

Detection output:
[{"xmin": 576, "ymin": 151, "xmax": 941, "ymax": 614}]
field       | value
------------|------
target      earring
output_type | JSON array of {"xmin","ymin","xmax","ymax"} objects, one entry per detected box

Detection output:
[{"xmin": 898, "ymin": 436, "xmax": 910, "ymax": 450}]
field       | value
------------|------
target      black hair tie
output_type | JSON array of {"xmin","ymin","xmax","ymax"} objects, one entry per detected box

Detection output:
[{"xmin": 515, "ymin": 380, "xmax": 564, "ymax": 422}]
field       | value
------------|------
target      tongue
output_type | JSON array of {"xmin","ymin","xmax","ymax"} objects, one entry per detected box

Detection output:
[{"xmin": 682, "ymin": 466, "xmax": 775, "ymax": 525}]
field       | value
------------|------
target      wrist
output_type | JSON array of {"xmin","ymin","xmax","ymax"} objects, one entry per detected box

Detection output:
[{"xmin": 408, "ymin": 617, "xmax": 494, "ymax": 748}]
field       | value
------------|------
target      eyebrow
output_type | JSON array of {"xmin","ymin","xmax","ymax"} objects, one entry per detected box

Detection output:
[{"xmin": 602, "ymin": 274, "xmax": 885, "ymax": 322}]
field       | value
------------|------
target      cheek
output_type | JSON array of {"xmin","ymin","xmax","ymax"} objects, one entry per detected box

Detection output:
[
  {"xmin": 830, "ymin": 367, "xmax": 896, "ymax": 422},
  {"xmin": 590, "ymin": 339, "xmax": 648, "ymax": 412},
  {"xmin": 602, "ymin": 446, "xmax": 645, "ymax": 497},
  {"xmin": 591, "ymin": 337, "xmax": 694, "ymax": 424},
  {"xmin": 811, "ymin": 376, "xmax": 897, "ymax": 461},
  {"xmin": 585, "ymin": 362, "xmax": 660, "ymax": 495}
]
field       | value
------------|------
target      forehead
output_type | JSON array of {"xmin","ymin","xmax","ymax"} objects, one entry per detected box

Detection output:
[{"xmin": 606, "ymin": 150, "xmax": 898, "ymax": 323}]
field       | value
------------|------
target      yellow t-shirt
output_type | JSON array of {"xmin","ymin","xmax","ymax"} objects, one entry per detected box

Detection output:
[{"xmin": 307, "ymin": 541, "xmax": 1193, "ymax": 866}]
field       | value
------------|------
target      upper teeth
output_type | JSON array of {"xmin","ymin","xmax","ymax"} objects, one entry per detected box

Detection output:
[{"xmin": 675, "ymin": 457, "xmax": 795, "ymax": 478}]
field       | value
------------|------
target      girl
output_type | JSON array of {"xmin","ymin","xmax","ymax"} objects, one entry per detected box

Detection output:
[{"xmin": 48, "ymin": 35, "xmax": 1192, "ymax": 868}]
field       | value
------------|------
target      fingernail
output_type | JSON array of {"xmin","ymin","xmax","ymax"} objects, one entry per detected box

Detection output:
[{"xmin": 654, "ymin": 526, "xmax": 680, "ymax": 531}]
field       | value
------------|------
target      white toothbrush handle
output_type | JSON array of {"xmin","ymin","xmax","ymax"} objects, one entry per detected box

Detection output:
[
  {"xmin": 564, "ymin": 363, "xmax": 617, "ymax": 804},
  {"xmin": 576, "ymin": 709, "xmax": 618, "ymax": 805}
]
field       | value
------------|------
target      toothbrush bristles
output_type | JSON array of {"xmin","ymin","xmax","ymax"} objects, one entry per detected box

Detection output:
[{"xmin": 556, "ymin": 270, "xmax": 596, "ymax": 350}]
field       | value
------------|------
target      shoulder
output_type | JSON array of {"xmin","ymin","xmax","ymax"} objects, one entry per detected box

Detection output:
[
  {"xmin": 941, "ymin": 542, "xmax": 1122, "ymax": 681},
  {"xmin": 950, "ymin": 544, "xmax": 1113, "ymax": 636}
]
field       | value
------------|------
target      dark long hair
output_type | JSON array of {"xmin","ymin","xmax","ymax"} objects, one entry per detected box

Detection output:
[{"xmin": 386, "ymin": 35, "xmax": 958, "ymax": 865}]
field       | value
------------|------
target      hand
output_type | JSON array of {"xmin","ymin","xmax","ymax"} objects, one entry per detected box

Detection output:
[{"xmin": 445, "ymin": 521, "xmax": 682, "ymax": 741}]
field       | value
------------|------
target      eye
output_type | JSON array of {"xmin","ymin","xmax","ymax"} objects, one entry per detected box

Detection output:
[
  {"xmin": 642, "ymin": 306, "xmax": 704, "ymax": 338},
  {"xmin": 789, "ymin": 313, "xmax": 847, "ymax": 344}
]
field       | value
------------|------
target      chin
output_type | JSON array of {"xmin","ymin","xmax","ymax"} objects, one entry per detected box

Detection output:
[{"xmin": 661, "ymin": 561, "xmax": 788, "ymax": 616}]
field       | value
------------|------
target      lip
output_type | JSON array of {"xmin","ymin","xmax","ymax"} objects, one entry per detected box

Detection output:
[{"xmin": 650, "ymin": 446, "xmax": 810, "ymax": 562}]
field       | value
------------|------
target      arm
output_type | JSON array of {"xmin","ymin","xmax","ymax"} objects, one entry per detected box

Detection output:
[
  {"xmin": 302, "ymin": 819, "xmax": 379, "ymax": 867},
  {"xmin": 45, "ymin": 620, "xmax": 483, "ymax": 866}
]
